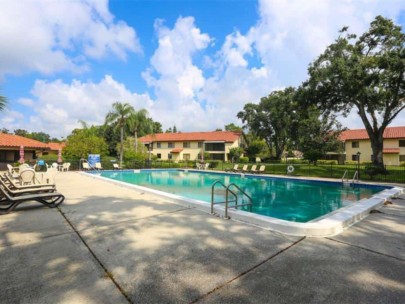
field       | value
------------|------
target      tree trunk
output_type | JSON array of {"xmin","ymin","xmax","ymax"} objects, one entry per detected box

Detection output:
[
  {"xmin": 135, "ymin": 130, "xmax": 138, "ymax": 153},
  {"xmin": 275, "ymin": 143, "xmax": 283, "ymax": 159},
  {"xmin": 120, "ymin": 126, "xmax": 124, "ymax": 168},
  {"xmin": 369, "ymin": 133, "xmax": 384, "ymax": 167},
  {"xmin": 356, "ymin": 105, "xmax": 385, "ymax": 168}
]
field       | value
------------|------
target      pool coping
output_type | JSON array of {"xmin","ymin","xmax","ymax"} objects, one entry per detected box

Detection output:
[{"xmin": 80, "ymin": 170, "xmax": 404, "ymax": 237}]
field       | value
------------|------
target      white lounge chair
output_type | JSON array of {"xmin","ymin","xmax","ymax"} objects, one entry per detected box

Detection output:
[
  {"xmin": 225, "ymin": 164, "xmax": 239, "ymax": 172},
  {"xmin": 82, "ymin": 162, "xmax": 90, "ymax": 170},
  {"xmin": 241, "ymin": 165, "xmax": 250, "ymax": 173},
  {"xmin": 6, "ymin": 164, "xmax": 19, "ymax": 178},
  {"xmin": 95, "ymin": 162, "xmax": 103, "ymax": 170},
  {"xmin": 249, "ymin": 165, "xmax": 257, "ymax": 173},
  {"xmin": 19, "ymin": 168, "xmax": 36, "ymax": 185},
  {"xmin": 113, "ymin": 163, "xmax": 121, "ymax": 170},
  {"xmin": 204, "ymin": 163, "xmax": 210, "ymax": 170},
  {"xmin": 62, "ymin": 163, "xmax": 71, "ymax": 172},
  {"xmin": 251, "ymin": 165, "xmax": 266, "ymax": 174}
]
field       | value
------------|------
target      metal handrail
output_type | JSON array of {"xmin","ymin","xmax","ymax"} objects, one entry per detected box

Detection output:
[
  {"xmin": 225, "ymin": 183, "xmax": 253, "ymax": 219},
  {"xmin": 341, "ymin": 170, "xmax": 348, "ymax": 183},
  {"xmin": 211, "ymin": 180, "xmax": 237, "ymax": 214},
  {"xmin": 352, "ymin": 170, "xmax": 359, "ymax": 183}
]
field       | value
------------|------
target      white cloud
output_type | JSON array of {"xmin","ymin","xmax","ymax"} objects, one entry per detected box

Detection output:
[
  {"xmin": 0, "ymin": 0, "xmax": 141, "ymax": 78},
  {"xmin": 0, "ymin": 110, "xmax": 24, "ymax": 129},
  {"xmin": 17, "ymin": 98, "xmax": 34, "ymax": 107},
  {"xmin": 3, "ymin": 1, "xmax": 405, "ymax": 137},
  {"xmin": 199, "ymin": 0, "xmax": 405, "ymax": 130},
  {"xmin": 142, "ymin": 17, "xmax": 212, "ymax": 129},
  {"xmin": 338, "ymin": 108, "xmax": 405, "ymax": 130},
  {"xmin": 248, "ymin": 0, "xmax": 405, "ymax": 86},
  {"xmin": 6, "ymin": 75, "xmax": 153, "ymax": 137}
]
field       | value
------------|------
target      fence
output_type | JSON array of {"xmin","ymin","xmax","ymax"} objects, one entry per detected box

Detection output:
[{"xmin": 44, "ymin": 159, "xmax": 405, "ymax": 184}]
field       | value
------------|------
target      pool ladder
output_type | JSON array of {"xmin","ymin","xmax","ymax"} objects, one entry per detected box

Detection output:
[
  {"xmin": 211, "ymin": 180, "xmax": 253, "ymax": 219},
  {"xmin": 342, "ymin": 170, "xmax": 359, "ymax": 186}
]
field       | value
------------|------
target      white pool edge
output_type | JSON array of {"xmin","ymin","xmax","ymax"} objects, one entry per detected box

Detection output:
[{"xmin": 80, "ymin": 171, "xmax": 404, "ymax": 237}]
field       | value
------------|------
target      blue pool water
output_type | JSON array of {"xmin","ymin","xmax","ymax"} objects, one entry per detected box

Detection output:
[{"xmin": 96, "ymin": 169, "xmax": 390, "ymax": 223}]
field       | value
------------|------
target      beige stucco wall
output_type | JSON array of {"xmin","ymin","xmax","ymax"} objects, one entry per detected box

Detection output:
[
  {"xmin": 345, "ymin": 140, "xmax": 372, "ymax": 163},
  {"xmin": 149, "ymin": 136, "xmax": 245, "ymax": 162},
  {"xmin": 345, "ymin": 139, "xmax": 404, "ymax": 165}
]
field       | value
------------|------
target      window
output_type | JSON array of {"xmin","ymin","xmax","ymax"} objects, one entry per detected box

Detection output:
[
  {"xmin": 168, "ymin": 153, "xmax": 172, "ymax": 160},
  {"xmin": 400, "ymin": 155, "xmax": 405, "ymax": 162},
  {"xmin": 183, "ymin": 142, "xmax": 190, "ymax": 148},
  {"xmin": 205, "ymin": 143, "xmax": 225, "ymax": 151},
  {"xmin": 399, "ymin": 140, "xmax": 405, "ymax": 147},
  {"xmin": 168, "ymin": 142, "xmax": 174, "ymax": 148},
  {"xmin": 352, "ymin": 154, "xmax": 360, "ymax": 161},
  {"xmin": 157, "ymin": 143, "xmax": 161, "ymax": 148},
  {"xmin": 352, "ymin": 141, "xmax": 359, "ymax": 148},
  {"xmin": 183, "ymin": 153, "xmax": 190, "ymax": 160},
  {"xmin": 198, "ymin": 142, "xmax": 203, "ymax": 148},
  {"xmin": 157, "ymin": 153, "xmax": 161, "ymax": 159}
]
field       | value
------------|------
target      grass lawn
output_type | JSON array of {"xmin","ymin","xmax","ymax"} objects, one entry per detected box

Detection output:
[{"xmin": 220, "ymin": 162, "xmax": 405, "ymax": 184}]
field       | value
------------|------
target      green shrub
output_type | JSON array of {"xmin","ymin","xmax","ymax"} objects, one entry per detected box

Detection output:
[
  {"xmin": 209, "ymin": 160, "xmax": 221, "ymax": 169},
  {"xmin": 344, "ymin": 161, "xmax": 357, "ymax": 165},
  {"xmin": 281, "ymin": 158, "xmax": 309, "ymax": 164},
  {"xmin": 40, "ymin": 154, "xmax": 59, "ymax": 162},
  {"xmin": 364, "ymin": 165, "xmax": 388, "ymax": 179},
  {"xmin": 345, "ymin": 160, "xmax": 372, "ymax": 165},
  {"xmin": 239, "ymin": 157, "xmax": 249, "ymax": 163},
  {"xmin": 317, "ymin": 160, "xmax": 338, "ymax": 165}
]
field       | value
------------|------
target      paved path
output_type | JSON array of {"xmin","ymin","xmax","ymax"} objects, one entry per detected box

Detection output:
[{"xmin": 0, "ymin": 172, "xmax": 404, "ymax": 303}]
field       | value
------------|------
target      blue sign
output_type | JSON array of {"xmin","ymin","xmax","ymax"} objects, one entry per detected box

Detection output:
[{"xmin": 88, "ymin": 154, "xmax": 100, "ymax": 168}]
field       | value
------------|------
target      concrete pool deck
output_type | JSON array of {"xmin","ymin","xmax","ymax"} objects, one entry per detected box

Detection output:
[{"xmin": 0, "ymin": 172, "xmax": 404, "ymax": 303}]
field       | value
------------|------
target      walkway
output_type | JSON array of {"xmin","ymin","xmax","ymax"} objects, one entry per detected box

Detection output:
[{"xmin": 0, "ymin": 172, "xmax": 404, "ymax": 303}]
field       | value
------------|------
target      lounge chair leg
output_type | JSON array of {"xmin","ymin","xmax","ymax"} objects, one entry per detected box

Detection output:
[{"xmin": 0, "ymin": 201, "xmax": 19, "ymax": 214}]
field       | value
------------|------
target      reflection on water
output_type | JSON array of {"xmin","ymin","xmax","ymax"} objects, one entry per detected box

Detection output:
[{"xmin": 99, "ymin": 170, "xmax": 388, "ymax": 223}]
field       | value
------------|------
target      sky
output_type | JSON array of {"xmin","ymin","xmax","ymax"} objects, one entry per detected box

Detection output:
[{"xmin": 0, "ymin": 0, "xmax": 405, "ymax": 139}]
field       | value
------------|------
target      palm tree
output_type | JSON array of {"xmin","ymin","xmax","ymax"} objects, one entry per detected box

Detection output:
[
  {"xmin": 128, "ymin": 109, "xmax": 154, "ymax": 152},
  {"xmin": 0, "ymin": 95, "xmax": 7, "ymax": 111},
  {"xmin": 105, "ymin": 102, "xmax": 135, "ymax": 168}
]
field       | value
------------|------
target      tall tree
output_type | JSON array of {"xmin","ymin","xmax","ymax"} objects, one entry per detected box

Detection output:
[
  {"xmin": 0, "ymin": 95, "xmax": 6, "ymax": 111},
  {"xmin": 238, "ymin": 88, "xmax": 296, "ymax": 159},
  {"xmin": 14, "ymin": 129, "xmax": 28, "ymax": 137},
  {"xmin": 105, "ymin": 102, "xmax": 135, "ymax": 168},
  {"xmin": 246, "ymin": 140, "xmax": 266, "ymax": 160},
  {"xmin": 295, "ymin": 107, "xmax": 343, "ymax": 162},
  {"xmin": 27, "ymin": 132, "xmax": 51, "ymax": 142},
  {"xmin": 224, "ymin": 123, "xmax": 242, "ymax": 132},
  {"xmin": 128, "ymin": 109, "xmax": 153, "ymax": 152},
  {"xmin": 64, "ymin": 128, "xmax": 108, "ymax": 159},
  {"xmin": 152, "ymin": 121, "xmax": 163, "ymax": 133},
  {"xmin": 303, "ymin": 16, "xmax": 405, "ymax": 167}
]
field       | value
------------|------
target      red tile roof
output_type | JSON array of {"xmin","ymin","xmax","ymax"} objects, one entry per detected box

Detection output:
[
  {"xmin": 383, "ymin": 148, "xmax": 400, "ymax": 154},
  {"xmin": 0, "ymin": 133, "xmax": 49, "ymax": 149},
  {"xmin": 171, "ymin": 148, "xmax": 183, "ymax": 153},
  {"xmin": 140, "ymin": 131, "xmax": 242, "ymax": 143},
  {"xmin": 340, "ymin": 126, "xmax": 405, "ymax": 141},
  {"xmin": 47, "ymin": 142, "xmax": 66, "ymax": 151}
]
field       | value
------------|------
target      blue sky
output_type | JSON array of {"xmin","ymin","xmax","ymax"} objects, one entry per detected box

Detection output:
[{"xmin": 1, "ymin": 0, "xmax": 405, "ymax": 138}]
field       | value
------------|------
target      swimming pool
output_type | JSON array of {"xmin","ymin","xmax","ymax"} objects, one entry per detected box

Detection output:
[{"xmin": 95, "ymin": 169, "xmax": 392, "ymax": 223}]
